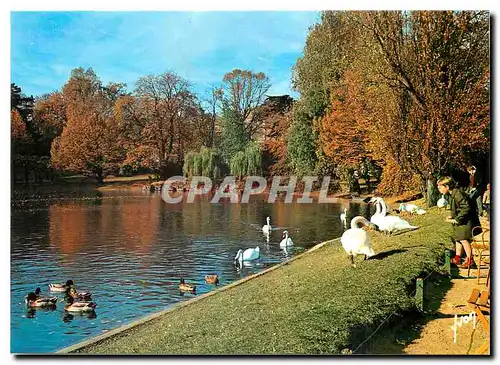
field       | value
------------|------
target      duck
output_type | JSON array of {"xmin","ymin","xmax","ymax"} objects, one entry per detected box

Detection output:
[
  {"xmin": 49, "ymin": 279, "xmax": 74, "ymax": 292},
  {"xmin": 262, "ymin": 216, "xmax": 272, "ymax": 235},
  {"xmin": 340, "ymin": 207, "xmax": 347, "ymax": 228},
  {"xmin": 64, "ymin": 298, "xmax": 97, "ymax": 313},
  {"xmin": 279, "ymin": 230, "xmax": 294, "ymax": 247},
  {"xmin": 340, "ymin": 216, "xmax": 376, "ymax": 267},
  {"xmin": 25, "ymin": 291, "xmax": 57, "ymax": 308},
  {"xmin": 205, "ymin": 274, "xmax": 220, "ymax": 285},
  {"xmin": 179, "ymin": 278, "xmax": 196, "ymax": 292},
  {"xmin": 371, "ymin": 198, "xmax": 419, "ymax": 234},
  {"xmin": 234, "ymin": 247, "xmax": 260, "ymax": 264},
  {"xmin": 65, "ymin": 286, "xmax": 92, "ymax": 301}
]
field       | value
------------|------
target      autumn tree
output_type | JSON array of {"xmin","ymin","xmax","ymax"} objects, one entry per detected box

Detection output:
[
  {"xmin": 115, "ymin": 72, "xmax": 205, "ymax": 177},
  {"xmin": 32, "ymin": 92, "xmax": 67, "ymax": 156},
  {"xmin": 51, "ymin": 68, "xmax": 125, "ymax": 182},
  {"xmin": 318, "ymin": 70, "xmax": 373, "ymax": 192},
  {"xmin": 260, "ymin": 96, "xmax": 294, "ymax": 175},
  {"xmin": 362, "ymin": 11, "xmax": 490, "ymax": 203}
]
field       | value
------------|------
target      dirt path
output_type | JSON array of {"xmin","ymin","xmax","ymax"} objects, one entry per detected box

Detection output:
[{"xmin": 368, "ymin": 269, "xmax": 490, "ymax": 355}]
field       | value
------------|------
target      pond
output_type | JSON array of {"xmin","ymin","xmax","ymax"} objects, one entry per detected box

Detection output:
[{"xmin": 11, "ymin": 189, "xmax": 371, "ymax": 353}]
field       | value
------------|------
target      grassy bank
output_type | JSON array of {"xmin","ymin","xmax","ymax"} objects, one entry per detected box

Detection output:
[{"xmin": 70, "ymin": 206, "xmax": 454, "ymax": 355}]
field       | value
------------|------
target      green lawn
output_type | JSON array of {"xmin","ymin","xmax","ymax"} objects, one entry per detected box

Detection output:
[{"xmin": 71, "ymin": 206, "xmax": 454, "ymax": 355}]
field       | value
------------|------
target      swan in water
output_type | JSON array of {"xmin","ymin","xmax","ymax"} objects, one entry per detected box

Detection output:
[
  {"xmin": 340, "ymin": 207, "xmax": 347, "ymax": 228},
  {"xmin": 371, "ymin": 197, "xmax": 418, "ymax": 234},
  {"xmin": 262, "ymin": 217, "xmax": 271, "ymax": 235},
  {"xmin": 340, "ymin": 216, "xmax": 376, "ymax": 267},
  {"xmin": 279, "ymin": 230, "xmax": 294, "ymax": 247},
  {"xmin": 234, "ymin": 247, "xmax": 260, "ymax": 264}
]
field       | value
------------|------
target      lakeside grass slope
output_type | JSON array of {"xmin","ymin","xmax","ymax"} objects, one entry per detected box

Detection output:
[{"xmin": 73, "ymin": 207, "xmax": 453, "ymax": 355}]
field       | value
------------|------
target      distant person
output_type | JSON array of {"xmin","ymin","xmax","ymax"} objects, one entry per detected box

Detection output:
[
  {"xmin": 437, "ymin": 176, "xmax": 480, "ymax": 269},
  {"xmin": 482, "ymin": 183, "xmax": 491, "ymax": 221},
  {"xmin": 466, "ymin": 165, "xmax": 483, "ymax": 216}
]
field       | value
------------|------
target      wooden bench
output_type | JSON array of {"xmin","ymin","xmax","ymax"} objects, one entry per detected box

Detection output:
[{"xmin": 467, "ymin": 285, "xmax": 490, "ymax": 354}]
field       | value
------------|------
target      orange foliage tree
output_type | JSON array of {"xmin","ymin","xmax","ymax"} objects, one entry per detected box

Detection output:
[
  {"xmin": 51, "ymin": 68, "xmax": 125, "ymax": 182},
  {"xmin": 318, "ymin": 70, "xmax": 373, "ymax": 191},
  {"xmin": 345, "ymin": 11, "xmax": 491, "ymax": 201}
]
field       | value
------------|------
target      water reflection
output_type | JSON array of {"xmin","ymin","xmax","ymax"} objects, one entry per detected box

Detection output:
[{"xmin": 12, "ymin": 192, "xmax": 373, "ymax": 353}]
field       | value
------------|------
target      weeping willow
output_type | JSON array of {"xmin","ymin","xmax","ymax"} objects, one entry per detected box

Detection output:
[
  {"xmin": 183, "ymin": 147, "xmax": 223, "ymax": 178},
  {"xmin": 230, "ymin": 143, "xmax": 262, "ymax": 178}
]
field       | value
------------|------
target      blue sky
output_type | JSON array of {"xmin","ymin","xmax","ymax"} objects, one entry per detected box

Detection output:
[{"xmin": 11, "ymin": 11, "xmax": 320, "ymax": 100}]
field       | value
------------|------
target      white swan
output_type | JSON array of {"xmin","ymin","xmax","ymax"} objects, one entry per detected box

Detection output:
[
  {"xmin": 340, "ymin": 207, "xmax": 347, "ymax": 228},
  {"xmin": 279, "ymin": 230, "xmax": 294, "ymax": 247},
  {"xmin": 373, "ymin": 198, "xmax": 418, "ymax": 234},
  {"xmin": 399, "ymin": 203, "xmax": 425, "ymax": 215},
  {"xmin": 340, "ymin": 216, "xmax": 376, "ymax": 267},
  {"xmin": 234, "ymin": 247, "xmax": 260, "ymax": 264},
  {"xmin": 369, "ymin": 197, "xmax": 385, "ymax": 227},
  {"xmin": 262, "ymin": 217, "xmax": 271, "ymax": 235}
]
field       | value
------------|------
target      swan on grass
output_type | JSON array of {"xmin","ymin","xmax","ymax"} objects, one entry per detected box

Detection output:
[
  {"xmin": 340, "ymin": 207, "xmax": 347, "ymax": 228},
  {"xmin": 340, "ymin": 216, "xmax": 376, "ymax": 267},
  {"xmin": 370, "ymin": 197, "xmax": 419, "ymax": 235},
  {"xmin": 262, "ymin": 217, "xmax": 271, "ymax": 235},
  {"xmin": 279, "ymin": 230, "xmax": 294, "ymax": 247},
  {"xmin": 399, "ymin": 203, "xmax": 426, "ymax": 215},
  {"xmin": 369, "ymin": 197, "xmax": 385, "ymax": 227},
  {"xmin": 234, "ymin": 247, "xmax": 260, "ymax": 264}
]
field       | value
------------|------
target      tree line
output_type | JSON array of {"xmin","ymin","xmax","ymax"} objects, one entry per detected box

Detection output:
[{"xmin": 11, "ymin": 11, "xmax": 490, "ymax": 205}]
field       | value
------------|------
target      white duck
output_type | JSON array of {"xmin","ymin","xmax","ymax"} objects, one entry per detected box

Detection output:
[
  {"xmin": 340, "ymin": 207, "xmax": 347, "ymax": 228},
  {"xmin": 373, "ymin": 198, "xmax": 419, "ymax": 234},
  {"xmin": 279, "ymin": 230, "xmax": 294, "ymax": 247},
  {"xmin": 340, "ymin": 216, "xmax": 376, "ymax": 267},
  {"xmin": 262, "ymin": 217, "xmax": 272, "ymax": 235},
  {"xmin": 234, "ymin": 247, "xmax": 260, "ymax": 264}
]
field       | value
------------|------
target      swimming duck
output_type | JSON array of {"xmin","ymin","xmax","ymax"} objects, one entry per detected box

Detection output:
[
  {"xmin": 179, "ymin": 278, "xmax": 196, "ymax": 292},
  {"xmin": 25, "ymin": 291, "xmax": 57, "ymax": 308},
  {"xmin": 65, "ymin": 286, "xmax": 92, "ymax": 301},
  {"xmin": 205, "ymin": 274, "xmax": 219, "ymax": 285},
  {"xmin": 49, "ymin": 279, "xmax": 74, "ymax": 292},
  {"xmin": 64, "ymin": 298, "xmax": 97, "ymax": 313}
]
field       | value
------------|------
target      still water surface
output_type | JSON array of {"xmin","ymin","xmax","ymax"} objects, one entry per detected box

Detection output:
[{"xmin": 11, "ymin": 190, "xmax": 370, "ymax": 353}]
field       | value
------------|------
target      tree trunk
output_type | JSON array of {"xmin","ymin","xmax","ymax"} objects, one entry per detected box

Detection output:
[
  {"xmin": 426, "ymin": 176, "xmax": 440, "ymax": 207},
  {"xmin": 95, "ymin": 168, "xmax": 104, "ymax": 184}
]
